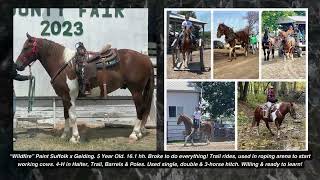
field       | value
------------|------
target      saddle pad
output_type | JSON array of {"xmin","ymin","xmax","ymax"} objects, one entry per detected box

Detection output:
[{"xmin": 96, "ymin": 49, "xmax": 120, "ymax": 69}]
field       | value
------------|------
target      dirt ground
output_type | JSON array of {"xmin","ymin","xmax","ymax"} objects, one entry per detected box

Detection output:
[
  {"xmin": 13, "ymin": 122, "xmax": 156, "ymax": 151},
  {"xmin": 214, "ymin": 48, "xmax": 259, "ymax": 79},
  {"xmin": 166, "ymin": 141, "xmax": 235, "ymax": 151},
  {"xmin": 261, "ymin": 49, "xmax": 306, "ymax": 79},
  {"xmin": 238, "ymin": 101, "xmax": 306, "ymax": 150},
  {"xmin": 167, "ymin": 49, "xmax": 211, "ymax": 79}
]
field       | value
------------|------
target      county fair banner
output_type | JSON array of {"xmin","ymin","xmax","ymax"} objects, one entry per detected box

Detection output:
[{"xmin": 13, "ymin": 8, "xmax": 148, "ymax": 96}]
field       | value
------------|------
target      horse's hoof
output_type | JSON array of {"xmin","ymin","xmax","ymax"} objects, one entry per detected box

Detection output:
[
  {"xmin": 60, "ymin": 132, "xmax": 68, "ymax": 139},
  {"xmin": 69, "ymin": 136, "xmax": 80, "ymax": 143},
  {"xmin": 137, "ymin": 132, "xmax": 143, "ymax": 139},
  {"xmin": 129, "ymin": 133, "xmax": 138, "ymax": 141},
  {"xmin": 141, "ymin": 127, "xmax": 148, "ymax": 135}
]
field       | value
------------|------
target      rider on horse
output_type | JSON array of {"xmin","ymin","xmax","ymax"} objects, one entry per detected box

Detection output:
[
  {"xmin": 263, "ymin": 85, "xmax": 278, "ymax": 119},
  {"xmin": 192, "ymin": 106, "xmax": 201, "ymax": 129},
  {"xmin": 75, "ymin": 42, "xmax": 92, "ymax": 96},
  {"xmin": 178, "ymin": 14, "xmax": 196, "ymax": 49}
]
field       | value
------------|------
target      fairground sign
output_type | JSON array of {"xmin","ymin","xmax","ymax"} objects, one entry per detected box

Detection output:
[{"xmin": 13, "ymin": 8, "xmax": 148, "ymax": 96}]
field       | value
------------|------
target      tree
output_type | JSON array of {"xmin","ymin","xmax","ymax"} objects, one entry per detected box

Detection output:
[
  {"xmin": 262, "ymin": 11, "xmax": 296, "ymax": 32},
  {"xmin": 239, "ymin": 82, "xmax": 249, "ymax": 101},
  {"xmin": 195, "ymin": 82, "xmax": 234, "ymax": 118},
  {"xmin": 178, "ymin": 11, "xmax": 197, "ymax": 19},
  {"xmin": 244, "ymin": 11, "xmax": 259, "ymax": 34}
]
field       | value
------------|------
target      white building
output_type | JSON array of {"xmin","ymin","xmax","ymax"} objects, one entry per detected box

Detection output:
[{"xmin": 167, "ymin": 81, "xmax": 200, "ymax": 141}]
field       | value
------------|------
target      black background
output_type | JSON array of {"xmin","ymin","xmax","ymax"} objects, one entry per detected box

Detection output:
[{"xmin": 1, "ymin": 0, "xmax": 320, "ymax": 179}]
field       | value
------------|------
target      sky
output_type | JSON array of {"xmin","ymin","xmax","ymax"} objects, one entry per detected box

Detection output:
[
  {"xmin": 172, "ymin": 11, "xmax": 211, "ymax": 32},
  {"xmin": 213, "ymin": 11, "xmax": 259, "ymax": 43}
]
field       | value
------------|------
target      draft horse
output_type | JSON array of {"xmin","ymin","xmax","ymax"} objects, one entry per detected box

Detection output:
[
  {"xmin": 252, "ymin": 102, "xmax": 297, "ymax": 139},
  {"xmin": 217, "ymin": 23, "xmax": 249, "ymax": 61},
  {"xmin": 15, "ymin": 33, "xmax": 155, "ymax": 143},
  {"xmin": 177, "ymin": 114, "xmax": 213, "ymax": 146},
  {"xmin": 262, "ymin": 28, "xmax": 277, "ymax": 61},
  {"xmin": 181, "ymin": 28, "xmax": 193, "ymax": 69}
]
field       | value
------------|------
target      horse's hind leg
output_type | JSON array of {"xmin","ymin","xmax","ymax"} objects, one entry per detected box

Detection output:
[
  {"xmin": 129, "ymin": 91, "xmax": 144, "ymax": 141},
  {"xmin": 130, "ymin": 92, "xmax": 144, "ymax": 140}
]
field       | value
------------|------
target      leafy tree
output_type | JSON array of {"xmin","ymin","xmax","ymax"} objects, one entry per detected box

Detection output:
[
  {"xmin": 195, "ymin": 82, "xmax": 235, "ymax": 119},
  {"xmin": 262, "ymin": 11, "xmax": 296, "ymax": 32},
  {"xmin": 177, "ymin": 11, "xmax": 197, "ymax": 19}
]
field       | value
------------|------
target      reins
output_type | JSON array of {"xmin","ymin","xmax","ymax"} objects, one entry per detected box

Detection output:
[
  {"xmin": 50, "ymin": 60, "xmax": 72, "ymax": 84},
  {"xmin": 27, "ymin": 64, "xmax": 35, "ymax": 112}
]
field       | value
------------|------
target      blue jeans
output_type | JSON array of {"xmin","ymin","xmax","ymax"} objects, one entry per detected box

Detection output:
[{"xmin": 193, "ymin": 118, "xmax": 200, "ymax": 129}]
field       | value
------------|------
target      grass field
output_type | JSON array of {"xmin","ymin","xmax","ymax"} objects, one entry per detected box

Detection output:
[{"xmin": 14, "ymin": 125, "xmax": 156, "ymax": 151}]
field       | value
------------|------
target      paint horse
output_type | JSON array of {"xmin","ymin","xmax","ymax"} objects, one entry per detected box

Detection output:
[
  {"xmin": 252, "ymin": 102, "xmax": 297, "ymax": 139},
  {"xmin": 15, "ymin": 33, "xmax": 155, "ymax": 143},
  {"xmin": 279, "ymin": 30, "xmax": 296, "ymax": 60},
  {"xmin": 181, "ymin": 28, "xmax": 193, "ymax": 69},
  {"xmin": 177, "ymin": 114, "xmax": 213, "ymax": 146},
  {"xmin": 217, "ymin": 23, "xmax": 249, "ymax": 61}
]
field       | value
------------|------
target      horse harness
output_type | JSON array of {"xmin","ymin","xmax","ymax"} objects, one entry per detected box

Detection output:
[{"xmin": 225, "ymin": 27, "xmax": 237, "ymax": 43}]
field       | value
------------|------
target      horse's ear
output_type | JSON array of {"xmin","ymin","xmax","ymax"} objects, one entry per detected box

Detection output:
[{"xmin": 26, "ymin": 32, "xmax": 32, "ymax": 40}]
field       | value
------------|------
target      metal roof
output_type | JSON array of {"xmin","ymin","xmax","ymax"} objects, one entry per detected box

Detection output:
[
  {"xmin": 169, "ymin": 12, "xmax": 207, "ymax": 25},
  {"xmin": 167, "ymin": 81, "xmax": 201, "ymax": 92},
  {"xmin": 277, "ymin": 16, "xmax": 306, "ymax": 24}
]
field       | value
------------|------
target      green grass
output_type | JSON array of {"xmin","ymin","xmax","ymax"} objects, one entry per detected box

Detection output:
[{"xmin": 246, "ymin": 93, "xmax": 267, "ymax": 108}]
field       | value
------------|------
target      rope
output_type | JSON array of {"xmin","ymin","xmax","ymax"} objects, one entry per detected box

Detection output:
[{"xmin": 28, "ymin": 66, "xmax": 35, "ymax": 112}]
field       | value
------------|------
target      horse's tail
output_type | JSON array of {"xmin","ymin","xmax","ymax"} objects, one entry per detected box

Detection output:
[{"xmin": 142, "ymin": 64, "xmax": 155, "ymax": 123}]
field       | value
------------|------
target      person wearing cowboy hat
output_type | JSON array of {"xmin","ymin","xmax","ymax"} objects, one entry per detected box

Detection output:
[{"xmin": 264, "ymin": 85, "xmax": 278, "ymax": 119}]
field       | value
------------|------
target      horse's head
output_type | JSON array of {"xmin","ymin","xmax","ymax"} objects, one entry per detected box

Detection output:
[
  {"xmin": 16, "ymin": 33, "xmax": 41, "ymax": 71},
  {"xmin": 183, "ymin": 28, "xmax": 191, "ymax": 38},
  {"xmin": 217, "ymin": 23, "xmax": 226, "ymax": 38},
  {"xmin": 177, "ymin": 114, "xmax": 184, "ymax": 125},
  {"xmin": 288, "ymin": 102, "xmax": 297, "ymax": 119}
]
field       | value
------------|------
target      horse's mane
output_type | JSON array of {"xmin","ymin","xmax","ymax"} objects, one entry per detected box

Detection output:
[
  {"xmin": 180, "ymin": 114, "xmax": 192, "ymax": 123},
  {"xmin": 38, "ymin": 38, "xmax": 65, "ymax": 48}
]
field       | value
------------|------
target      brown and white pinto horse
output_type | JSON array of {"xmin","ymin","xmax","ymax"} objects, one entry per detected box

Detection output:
[
  {"xmin": 279, "ymin": 31, "xmax": 296, "ymax": 60},
  {"xmin": 252, "ymin": 102, "xmax": 297, "ymax": 139},
  {"xmin": 15, "ymin": 33, "xmax": 155, "ymax": 143},
  {"xmin": 217, "ymin": 23, "xmax": 249, "ymax": 61},
  {"xmin": 177, "ymin": 114, "xmax": 213, "ymax": 146},
  {"xmin": 181, "ymin": 28, "xmax": 193, "ymax": 69}
]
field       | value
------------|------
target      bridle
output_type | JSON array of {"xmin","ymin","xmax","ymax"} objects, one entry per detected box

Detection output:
[{"xmin": 17, "ymin": 38, "xmax": 42, "ymax": 67}]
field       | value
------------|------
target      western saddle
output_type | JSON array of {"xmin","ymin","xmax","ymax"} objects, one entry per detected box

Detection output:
[{"xmin": 75, "ymin": 42, "xmax": 120, "ymax": 97}]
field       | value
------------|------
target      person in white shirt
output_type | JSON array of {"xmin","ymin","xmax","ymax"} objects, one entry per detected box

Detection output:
[
  {"xmin": 178, "ymin": 14, "xmax": 196, "ymax": 47},
  {"xmin": 192, "ymin": 106, "xmax": 201, "ymax": 129}
]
